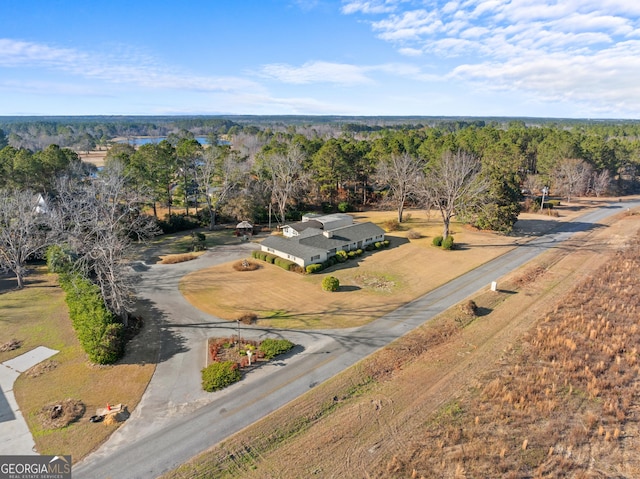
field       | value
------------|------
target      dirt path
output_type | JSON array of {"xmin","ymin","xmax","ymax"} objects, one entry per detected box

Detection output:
[{"xmin": 167, "ymin": 208, "xmax": 640, "ymax": 478}]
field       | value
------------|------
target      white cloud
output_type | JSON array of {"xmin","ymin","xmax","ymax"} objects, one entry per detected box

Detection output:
[
  {"xmin": 372, "ymin": 10, "xmax": 443, "ymax": 41},
  {"xmin": 261, "ymin": 60, "xmax": 435, "ymax": 85},
  {"xmin": 261, "ymin": 61, "xmax": 374, "ymax": 85},
  {"xmin": 342, "ymin": 0, "xmax": 640, "ymax": 115},
  {"xmin": 341, "ymin": 0, "xmax": 400, "ymax": 15},
  {"xmin": 398, "ymin": 47, "xmax": 423, "ymax": 56},
  {"xmin": 0, "ymin": 38, "xmax": 260, "ymax": 94},
  {"xmin": 449, "ymin": 40, "xmax": 640, "ymax": 114}
]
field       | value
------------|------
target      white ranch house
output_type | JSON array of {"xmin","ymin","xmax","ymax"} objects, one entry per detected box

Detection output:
[{"xmin": 260, "ymin": 213, "xmax": 385, "ymax": 267}]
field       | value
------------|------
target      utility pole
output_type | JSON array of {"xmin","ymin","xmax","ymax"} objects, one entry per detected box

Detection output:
[{"xmin": 540, "ymin": 186, "xmax": 549, "ymax": 212}]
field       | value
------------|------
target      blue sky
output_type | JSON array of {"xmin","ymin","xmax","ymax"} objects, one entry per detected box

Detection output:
[{"xmin": 1, "ymin": 0, "xmax": 640, "ymax": 118}]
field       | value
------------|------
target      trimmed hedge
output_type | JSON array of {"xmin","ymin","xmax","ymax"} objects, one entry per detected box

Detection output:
[
  {"xmin": 58, "ymin": 272, "xmax": 123, "ymax": 364},
  {"xmin": 201, "ymin": 361, "xmax": 241, "ymax": 392},
  {"xmin": 322, "ymin": 276, "xmax": 340, "ymax": 292},
  {"xmin": 259, "ymin": 338, "xmax": 295, "ymax": 359},
  {"xmin": 432, "ymin": 236, "xmax": 443, "ymax": 247},
  {"xmin": 275, "ymin": 257, "xmax": 296, "ymax": 271},
  {"xmin": 47, "ymin": 245, "xmax": 123, "ymax": 365}
]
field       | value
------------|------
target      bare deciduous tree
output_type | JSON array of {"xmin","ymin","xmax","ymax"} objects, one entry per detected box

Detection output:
[
  {"xmin": 422, "ymin": 150, "xmax": 487, "ymax": 240},
  {"xmin": 55, "ymin": 162, "xmax": 158, "ymax": 324},
  {"xmin": 375, "ymin": 153, "xmax": 424, "ymax": 223},
  {"xmin": 552, "ymin": 158, "xmax": 592, "ymax": 203},
  {"xmin": 0, "ymin": 189, "xmax": 56, "ymax": 288},
  {"xmin": 591, "ymin": 169, "xmax": 611, "ymax": 197},
  {"xmin": 263, "ymin": 144, "xmax": 309, "ymax": 225},
  {"xmin": 195, "ymin": 145, "xmax": 248, "ymax": 230}
]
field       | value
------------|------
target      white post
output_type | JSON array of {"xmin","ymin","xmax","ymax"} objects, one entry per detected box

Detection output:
[
  {"xmin": 540, "ymin": 186, "xmax": 549, "ymax": 211},
  {"xmin": 247, "ymin": 350, "xmax": 253, "ymax": 366},
  {"xmin": 491, "ymin": 281, "xmax": 498, "ymax": 292}
]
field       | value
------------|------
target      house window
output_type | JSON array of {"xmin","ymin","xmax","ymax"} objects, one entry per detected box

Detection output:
[
  {"xmin": 311, "ymin": 255, "xmax": 320, "ymax": 261},
  {"xmin": 342, "ymin": 245, "xmax": 349, "ymax": 251},
  {"xmin": 329, "ymin": 248, "xmax": 336, "ymax": 254},
  {"xmin": 268, "ymin": 248, "xmax": 274, "ymax": 253},
  {"xmin": 365, "ymin": 238, "xmax": 372, "ymax": 242}
]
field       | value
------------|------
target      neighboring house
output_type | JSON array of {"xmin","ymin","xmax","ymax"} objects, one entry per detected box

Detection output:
[
  {"xmin": 34, "ymin": 193, "xmax": 51, "ymax": 214},
  {"xmin": 261, "ymin": 213, "xmax": 385, "ymax": 267}
]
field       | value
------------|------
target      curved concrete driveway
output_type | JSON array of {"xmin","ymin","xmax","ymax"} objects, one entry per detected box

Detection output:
[{"xmin": 75, "ymin": 202, "xmax": 639, "ymax": 479}]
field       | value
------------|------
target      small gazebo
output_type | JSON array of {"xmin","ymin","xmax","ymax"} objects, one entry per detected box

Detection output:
[{"xmin": 235, "ymin": 221, "xmax": 254, "ymax": 239}]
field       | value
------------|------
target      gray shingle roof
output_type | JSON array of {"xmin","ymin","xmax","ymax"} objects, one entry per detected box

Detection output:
[{"xmin": 261, "ymin": 222, "xmax": 385, "ymax": 260}]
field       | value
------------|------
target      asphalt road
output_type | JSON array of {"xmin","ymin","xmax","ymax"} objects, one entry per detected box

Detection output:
[{"xmin": 74, "ymin": 201, "xmax": 638, "ymax": 479}]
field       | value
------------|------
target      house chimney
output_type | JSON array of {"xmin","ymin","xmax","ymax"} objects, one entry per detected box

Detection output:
[{"xmin": 323, "ymin": 230, "xmax": 333, "ymax": 238}]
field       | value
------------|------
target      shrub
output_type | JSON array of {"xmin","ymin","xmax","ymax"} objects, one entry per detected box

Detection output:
[
  {"xmin": 58, "ymin": 272, "xmax": 123, "ymax": 364},
  {"xmin": 259, "ymin": 338, "xmax": 295, "ymax": 359},
  {"xmin": 355, "ymin": 249, "xmax": 363, "ymax": 256},
  {"xmin": 290, "ymin": 264, "xmax": 305, "ymax": 274},
  {"xmin": 374, "ymin": 242, "xmax": 382, "ymax": 249},
  {"xmin": 45, "ymin": 245, "xmax": 74, "ymax": 274},
  {"xmin": 365, "ymin": 244, "xmax": 375, "ymax": 251},
  {"xmin": 190, "ymin": 231, "xmax": 207, "ymax": 252},
  {"xmin": 459, "ymin": 300, "xmax": 478, "ymax": 317},
  {"xmin": 432, "ymin": 236, "xmax": 443, "ymax": 247},
  {"xmin": 383, "ymin": 240, "xmax": 390, "ymax": 247},
  {"xmin": 251, "ymin": 250, "xmax": 260, "ymax": 259},
  {"xmin": 382, "ymin": 219, "xmax": 400, "ymax": 232},
  {"xmin": 442, "ymin": 236, "xmax": 455, "ymax": 250},
  {"xmin": 237, "ymin": 312, "xmax": 257, "ymax": 325},
  {"xmin": 546, "ymin": 199, "xmax": 561, "ymax": 208},
  {"xmin": 347, "ymin": 251, "xmax": 357, "ymax": 258},
  {"xmin": 160, "ymin": 253, "xmax": 198, "ymax": 264},
  {"xmin": 337, "ymin": 201, "xmax": 352, "ymax": 213},
  {"xmin": 322, "ymin": 276, "xmax": 340, "ymax": 292},
  {"xmin": 407, "ymin": 229, "xmax": 421, "ymax": 239},
  {"xmin": 201, "ymin": 361, "xmax": 241, "ymax": 392},
  {"xmin": 265, "ymin": 253, "xmax": 276, "ymax": 264},
  {"xmin": 275, "ymin": 257, "xmax": 296, "ymax": 271},
  {"xmin": 157, "ymin": 214, "xmax": 200, "ymax": 234},
  {"xmin": 335, "ymin": 250, "xmax": 348, "ymax": 263},
  {"xmin": 306, "ymin": 263, "xmax": 324, "ymax": 274}
]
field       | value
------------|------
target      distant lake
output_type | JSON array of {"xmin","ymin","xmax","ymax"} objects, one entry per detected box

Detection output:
[{"xmin": 117, "ymin": 137, "xmax": 229, "ymax": 146}]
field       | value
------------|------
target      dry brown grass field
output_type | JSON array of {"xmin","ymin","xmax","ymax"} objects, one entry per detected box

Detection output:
[{"xmin": 165, "ymin": 207, "xmax": 640, "ymax": 478}]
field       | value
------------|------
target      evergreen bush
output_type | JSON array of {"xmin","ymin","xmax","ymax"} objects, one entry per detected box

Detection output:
[
  {"xmin": 157, "ymin": 214, "xmax": 200, "ymax": 234},
  {"xmin": 322, "ymin": 276, "xmax": 340, "ymax": 292},
  {"xmin": 442, "ymin": 236, "xmax": 455, "ymax": 250},
  {"xmin": 335, "ymin": 250, "xmax": 348, "ymax": 262},
  {"xmin": 432, "ymin": 236, "xmax": 443, "ymax": 247},
  {"xmin": 259, "ymin": 338, "xmax": 295, "ymax": 359},
  {"xmin": 337, "ymin": 201, "xmax": 352, "ymax": 213},
  {"xmin": 306, "ymin": 263, "xmax": 324, "ymax": 274},
  {"xmin": 201, "ymin": 361, "xmax": 241, "ymax": 392}
]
